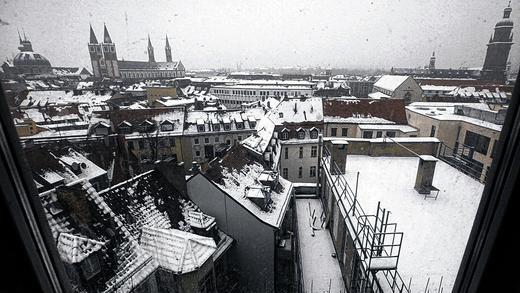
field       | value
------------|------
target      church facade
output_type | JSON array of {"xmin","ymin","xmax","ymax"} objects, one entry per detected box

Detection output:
[{"xmin": 88, "ymin": 24, "xmax": 185, "ymax": 80}]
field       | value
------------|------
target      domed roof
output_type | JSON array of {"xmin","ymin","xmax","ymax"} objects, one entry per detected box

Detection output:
[
  {"xmin": 13, "ymin": 51, "xmax": 51, "ymax": 67},
  {"xmin": 496, "ymin": 19, "xmax": 514, "ymax": 27}
]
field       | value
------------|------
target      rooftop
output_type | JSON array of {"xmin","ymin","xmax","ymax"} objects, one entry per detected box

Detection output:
[
  {"xmin": 323, "ymin": 98, "xmax": 408, "ymax": 124},
  {"xmin": 373, "ymin": 75, "xmax": 410, "ymax": 92},
  {"xmin": 406, "ymin": 102, "xmax": 502, "ymax": 131},
  {"xmin": 268, "ymin": 97, "xmax": 323, "ymax": 125},
  {"xmin": 343, "ymin": 155, "xmax": 484, "ymax": 292}
]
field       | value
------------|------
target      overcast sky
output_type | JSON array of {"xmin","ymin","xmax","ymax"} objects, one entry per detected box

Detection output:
[{"xmin": 0, "ymin": 0, "xmax": 518, "ymax": 71}]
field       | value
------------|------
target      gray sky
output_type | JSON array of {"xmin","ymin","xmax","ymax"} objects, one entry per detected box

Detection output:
[{"xmin": 0, "ymin": 0, "xmax": 519, "ymax": 71}]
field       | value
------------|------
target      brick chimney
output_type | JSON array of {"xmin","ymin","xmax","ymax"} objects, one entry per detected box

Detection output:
[
  {"xmin": 155, "ymin": 159, "xmax": 188, "ymax": 197},
  {"xmin": 414, "ymin": 155, "xmax": 438, "ymax": 194}
]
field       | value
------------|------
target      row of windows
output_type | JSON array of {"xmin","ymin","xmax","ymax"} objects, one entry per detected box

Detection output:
[
  {"xmin": 284, "ymin": 146, "xmax": 318, "ymax": 159},
  {"xmin": 282, "ymin": 166, "xmax": 317, "ymax": 179},
  {"xmin": 196, "ymin": 121, "xmax": 255, "ymax": 132},
  {"xmin": 280, "ymin": 129, "xmax": 319, "ymax": 140},
  {"xmin": 330, "ymin": 127, "xmax": 348, "ymax": 137},
  {"xmin": 127, "ymin": 138, "xmax": 176, "ymax": 150},
  {"xmin": 194, "ymin": 136, "xmax": 241, "ymax": 145},
  {"xmin": 362, "ymin": 130, "xmax": 396, "ymax": 139},
  {"xmin": 120, "ymin": 70, "xmax": 182, "ymax": 79},
  {"xmin": 214, "ymin": 89, "xmax": 306, "ymax": 97}
]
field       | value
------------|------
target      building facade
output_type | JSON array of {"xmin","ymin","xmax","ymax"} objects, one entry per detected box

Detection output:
[
  {"xmin": 371, "ymin": 75, "xmax": 423, "ymax": 104},
  {"xmin": 88, "ymin": 25, "xmax": 185, "ymax": 80}
]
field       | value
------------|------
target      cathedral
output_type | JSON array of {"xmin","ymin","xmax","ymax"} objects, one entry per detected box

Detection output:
[
  {"xmin": 88, "ymin": 24, "xmax": 185, "ymax": 80},
  {"xmin": 392, "ymin": 2, "xmax": 514, "ymax": 84}
]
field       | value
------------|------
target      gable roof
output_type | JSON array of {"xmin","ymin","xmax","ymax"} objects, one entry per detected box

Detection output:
[
  {"xmin": 57, "ymin": 233, "xmax": 105, "ymax": 264},
  {"xmin": 140, "ymin": 226, "xmax": 216, "ymax": 274},
  {"xmin": 374, "ymin": 75, "xmax": 410, "ymax": 92}
]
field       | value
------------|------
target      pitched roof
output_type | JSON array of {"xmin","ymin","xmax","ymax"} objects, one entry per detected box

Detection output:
[
  {"xmin": 203, "ymin": 145, "xmax": 293, "ymax": 228},
  {"xmin": 373, "ymin": 75, "xmax": 410, "ymax": 92},
  {"xmin": 57, "ymin": 233, "xmax": 105, "ymax": 264},
  {"xmin": 322, "ymin": 98, "xmax": 408, "ymax": 124},
  {"xmin": 140, "ymin": 226, "xmax": 216, "ymax": 274}
]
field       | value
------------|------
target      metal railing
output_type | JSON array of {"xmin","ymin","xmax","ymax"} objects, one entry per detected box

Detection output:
[
  {"xmin": 438, "ymin": 143, "xmax": 487, "ymax": 183},
  {"xmin": 320, "ymin": 146, "xmax": 410, "ymax": 293}
]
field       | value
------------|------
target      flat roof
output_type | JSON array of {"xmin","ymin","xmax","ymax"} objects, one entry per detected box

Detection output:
[{"xmin": 343, "ymin": 155, "xmax": 484, "ymax": 292}]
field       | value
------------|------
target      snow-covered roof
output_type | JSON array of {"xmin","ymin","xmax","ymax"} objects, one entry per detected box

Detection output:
[
  {"xmin": 140, "ymin": 226, "xmax": 216, "ymax": 274},
  {"xmin": 21, "ymin": 90, "xmax": 112, "ymax": 107},
  {"xmin": 56, "ymin": 148, "xmax": 107, "ymax": 181},
  {"xmin": 373, "ymin": 75, "xmax": 410, "ymax": 92},
  {"xmin": 268, "ymin": 97, "xmax": 323, "ymax": 124},
  {"xmin": 421, "ymin": 85, "xmax": 457, "ymax": 92},
  {"xmin": 343, "ymin": 155, "xmax": 484, "ymax": 292},
  {"xmin": 204, "ymin": 146, "xmax": 293, "ymax": 228},
  {"xmin": 57, "ymin": 233, "xmax": 105, "ymax": 264},
  {"xmin": 368, "ymin": 91, "xmax": 390, "ymax": 100},
  {"xmin": 406, "ymin": 103, "xmax": 502, "ymax": 131},
  {"xmin": 357, "ymin": 124, "xmax": 418, "ymax": 133},
  {"xmin": 241, "ymin": 116, "xmax": 276, "ymax": 155}
]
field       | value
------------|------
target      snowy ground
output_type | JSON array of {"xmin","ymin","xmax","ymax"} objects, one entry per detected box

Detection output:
[
  {"xmin": 343, "ymin": 155, "xmax": 484, "ymax": 293},
  {"xmin": 296, "ymin": 198, "xmax": 347, "ymax": 293}
]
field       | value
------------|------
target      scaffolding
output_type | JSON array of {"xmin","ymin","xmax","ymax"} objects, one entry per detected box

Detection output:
[{"xmin": 319, "ymin": 146, "xmax": 410, "ymax": 293}]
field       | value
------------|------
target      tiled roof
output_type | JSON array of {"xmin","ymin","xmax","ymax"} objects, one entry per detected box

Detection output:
[
  {"xmin": 322, "ymin": 98, "xmax": 408, "ymax": 124},
  {"xmin": 140, "ymin": 226, "xmax": 217, "ymax": 274},
  {"xmin": 57, "ymin": 233, "xmax": 105, "ymax": 264}
]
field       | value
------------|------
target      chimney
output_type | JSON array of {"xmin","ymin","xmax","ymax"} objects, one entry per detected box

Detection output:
[
  {"xmin": 324, "ymin": 138, "xmax": 349, "ymax": 175},
  {"xmin": 155, "ymin": 159, "xmax": 188, "ymax": 198},
  {"xmin": 414, "ymin": 155, "xmax": 438, "ymax": 194}
]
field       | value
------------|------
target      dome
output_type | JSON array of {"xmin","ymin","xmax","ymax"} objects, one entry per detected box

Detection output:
[
  {"xmin": 13, "ymin": 51, "xmax": 51, "ymax": 67},
  {"xmin": 496, "ymin": 19, "xmax": 514, "ymax": 27}
]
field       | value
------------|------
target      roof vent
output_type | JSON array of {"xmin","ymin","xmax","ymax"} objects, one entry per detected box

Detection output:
[{"xmin": 414, "ymin": 155, "xmax": 439, "ymax": 196}]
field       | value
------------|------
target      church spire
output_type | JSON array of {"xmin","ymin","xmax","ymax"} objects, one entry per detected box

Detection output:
[
  {"xmin": 103, "ymin": 23, "xmax": 113, "ymax": 43},
  {"xmin": 165, "ymin": 34, "xmax": 172, "ymax": 62},
  {"xmin": 17, "ymin": 29, "xmax": 22, "ymax": 44},
  {"xmin": 147, "ymin": 34, "xmax": 156, "ymax": 63},
  {"xmin": 504, "ymin": 1, "xmax": 512, "ymax": 18},
  {"xmin": 89, "ymin": 24, "xmax": 98, "ymax": 44}
]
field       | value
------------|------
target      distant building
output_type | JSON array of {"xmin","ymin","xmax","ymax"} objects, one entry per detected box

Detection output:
[
  {"xmin": 370, "ymin": 75, "xmax": 423, "ymax": 104},
  {"xmin": 88, "ymin": 24, "xmax": 185, "ymax": 80},
  {"xmin": 481, "ymin": 3, "xmax": 514, "ymax": 82}
]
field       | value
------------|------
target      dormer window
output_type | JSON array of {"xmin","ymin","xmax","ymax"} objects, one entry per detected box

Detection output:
[
  {"xmin": 138, "ymin": 120, "xmax": 154, "ymax": 132},
  {"xmin": 236, "ymin": 122, "xmax": 244, "ymax": 130},
  {"xmin": 280, "ymin": 129, "xmax": 289, "ymax": 140},
  {"xmin": 224, "ymin": 123, "xmax": 231, "ymax": 131},
  {"xmin": 279, "ymin": 113, "xmax": 284, "ymax": 118},
  {"xmin": 297, "ymin": 129, "xmax": 305, "ymax": 139},
  {"xmin": 310, "ymin": 128, "xmax": 319, "ymax": 139},
  {"xmin": 213, "ymin": 124, "xmax": 220, "ymax": 131},
  {"xmin": 197, "ymin": 125, "xmax": 205, "ymax": 132},
  {"xmin": 161, "ymin": 120, "xmax": 174, "ymax": 132}
]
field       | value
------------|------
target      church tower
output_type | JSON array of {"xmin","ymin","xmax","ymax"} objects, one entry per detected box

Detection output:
[
  {"xmin": 165, "ymin": 34, "xmax": 172, "ymax": 62},
  {"xmin": 482, "ymin": 2, "xmax": 514, "ymax": 83},
  {"xmin": 147, "ymin": 35, "xmax": 156, "ymax": 63},
  {"xmin": 88, "ymin": 24, "xmax": 103, "ymax": 78},
  {"xmin": 100, "ymin": 24, "xmax": 120, "ymax": 78},
  {"xmin": 429, "ymin": 51, "xmax": 436, "ymax": 70}
]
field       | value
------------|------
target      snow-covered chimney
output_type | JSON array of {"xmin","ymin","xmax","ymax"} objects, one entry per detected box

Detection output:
[{"xmin": 414, "ymin": 155, "xmax": 438, "ymax": 194}]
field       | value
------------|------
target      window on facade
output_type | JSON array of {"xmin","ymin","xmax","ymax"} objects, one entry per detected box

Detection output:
[
  {"xmin": 386, "ymin": 131, "xmax": 396, "ymax": 138},
  {"xmin": 197, "ymin": 125, "xmax": 205, "ymax": 132},
  {"xmin": 299, "ymin": 147, "xmax": 303, "ymax": 158},
  {"xmin": 224, "ymin": 123, "xmax": 231, "ymax": 131},
  {"xmin": 238, "ymin": 136, "xmax": 242, "ymax": 141},
  {"xmin": 464, "ymin": 131, "xmax": 491, "ymax": 155},
  {"xmin": 298, "ymin": 166, "xmax": 303, "ymax": 178},
  {"xmin": 204, "ymin": 137, "xmax": 209, "ymax": 144},
  {"xmin": 376, "ymin": 131, "xmax": 383, "ymax": 138},
  {"xmin": 342, "ymin": 128, "xmax": 348, "ymax": 136},
  {"xmin": 213, "ymin": 124, "xmax": 220, "ymax": 131},
  {"xmin": 282, "ymin": 168, "xmax": 288, "ymax": 179},
  {"xmin": 215, "ymin": 137, "xmax": 220, "ymax": 143},
  {"xmin": 298, "ymin": 130, "xmax": 305, "ymax": 139},
  {"xmin": 430, "ymin": 125, "xmax": 437, "ymax": 137},
  {"xmin": 311, "ymin": 146, "xmax": 317, "ymax": 157},
  {"xmin": 281, "ymin": 131, "xmax": 289, "ymax": 140},
  {"xmin": 194, "ymin": 138, "xmax": 200, "ymax": 145},
  {"xmin": 169, "ymin": 138, "xmax": 175, "ymax": 147},
  {"xmin": 249, "ymin": 121, "xmax": 256, "ymax": 128},
  {"xmin": 138, "ymin": 140, "xmax": 145, "ymax": 149},
  {"xmin": 285, "ymin": 147, "xmax": 288, "ymax": 159},
  {"xmin": 236, "ymin": 122, "xmax": 244, "ymax": 129},
  {"xmin": 310, "ymin": 129, "xmax": 318, "ymax": 139},
  {"xmin": 363, "ymin": 131, "xmax": 373, "ymax": 138},
  {"xmin": 161, "ymin": 123, "xmax": 173, "ymax": 132},
  {"xmin": 331, "ymin": 128, "xmax": 337, "ymax": 136},
  {"xmin": 310, "ymin": 166, "xmax": 317, "ymax": 177}
]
